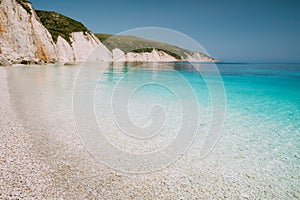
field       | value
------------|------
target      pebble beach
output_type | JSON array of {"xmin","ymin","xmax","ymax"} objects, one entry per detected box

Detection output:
[{"xmin": 0, "ymin": 65, "xmax": 299, "ymax": 199}]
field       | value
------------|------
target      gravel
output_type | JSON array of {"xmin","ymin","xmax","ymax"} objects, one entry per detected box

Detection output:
[{"xmin": 1, "ymin": 67, "xmax": 298, "ymax": 199}]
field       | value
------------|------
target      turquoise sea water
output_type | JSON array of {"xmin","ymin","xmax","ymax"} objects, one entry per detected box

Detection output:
[
  {"xmin": 6, "ymin": 62, "xmax": 300, "ymax": 197},
  {"xmin": 95, "ymin": 62, "xmax": 300, "ymax": 145}
]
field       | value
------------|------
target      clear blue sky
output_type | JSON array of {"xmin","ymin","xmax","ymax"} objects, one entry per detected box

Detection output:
[{"xmin": 30, "ymin": 0, "xmax": 300, "ymax": 62}]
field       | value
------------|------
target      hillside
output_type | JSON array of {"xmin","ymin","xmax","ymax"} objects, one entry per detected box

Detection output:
[
  {"xmin": 95, "ymin": 34, "xmax": 214, "ymax": 61},
  {"xmin": 0, "ymin": 0, "xmax": 216, "ymax": 65},
  {"xmin": 35, "ymin": 10, "xmax": 89, "ymax": 44}
]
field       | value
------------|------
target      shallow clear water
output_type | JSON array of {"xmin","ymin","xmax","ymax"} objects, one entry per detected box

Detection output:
[
  {"xmin": 5, "ymin": 62, "xmax": 300, "ymax": 198},
  {"xmin": 94, "ymin": 62, "xmax": 300, "ymax": 155}
]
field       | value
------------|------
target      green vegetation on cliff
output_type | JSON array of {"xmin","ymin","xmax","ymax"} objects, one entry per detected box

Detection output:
[
  {"xmin": 34, "ymin": 10, "xmax": 213, "ymax": 61},
  {"xmin": 35, "ymin": 10, "xmax": 89, "ymax": 44},
  {"xmin": 95, "ymin": 34, "xmax": 212, "ymax": 60},
  {"xmin": 16, "ymin": 0, "xmax": 32, "ymax": 14}
]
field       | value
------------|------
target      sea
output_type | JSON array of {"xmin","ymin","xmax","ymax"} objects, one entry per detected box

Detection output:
[{"xmin": 5, "ymin": 62, "xmax": 300, "ymax": 198}]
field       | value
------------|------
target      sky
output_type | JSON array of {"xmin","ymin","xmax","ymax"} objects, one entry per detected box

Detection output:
[{"xmin": 30, "ymin": 0, "xmax": 300, "ymax": 63}]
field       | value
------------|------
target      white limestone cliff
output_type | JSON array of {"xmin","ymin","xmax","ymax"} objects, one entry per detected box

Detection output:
[
  {"xmin": 56, "ymin": 36, "xmax": 74, "ymax": 63},
  {"xmin": 0, "ymin": 0, "xmax": 216, "ymax": 66},
  {"xmin": 55, "ymin": 33, "xmax": 112, "ymax": 63},
  {"xmin": 0, "ymin": 0, "xmax": 57, "ymax": 65},
  {"xmin": 0, "ymin": 0, "xmax": 111, "ymax": 65},
  {"xmin": 69, "ymin": 32, "xmax": 111, "ymax": 62},
  {"xmin": 112, "ymin": 48, "xmax": 178, "ymax": 62},
  {"xmin": 112, "ymin": 48, "xmax": 126, "ymax": 62},
  {"xmin": 111, "ymin": 48, "xmax": 216, "ymax": 62},
  {"xmin": 184, "ymin": 52, "xmax": 216, "ymax": 62}
]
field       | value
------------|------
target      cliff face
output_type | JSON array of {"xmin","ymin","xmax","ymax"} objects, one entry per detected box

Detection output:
[
  {"xmin": 56, "ymin": 32, "xmax": 111, "ymax": 63},
  {"xmin": 96, "ymin": 34, "xmax": 217, "ymax": 63},
  {"xmin": 112, "ymin": 48, "xmax": 178, "ymax": 62},
  {"xmin": 35, "ymin": 9, "xmax": 111, "ymax": 63},
  {"xmin": 0, "ymin": 0, "xmax": 111, "ymax": 65},
  {"xmin": 0, "ymin": 0, "xmax": 57, "ymax": 65},
  {"xmin": 68, "ymin": 32, "xmax": 111, "ymax": 62},
  {"xmin": 0, "ymin": 0, "xmax": 216, "ymax": 66}
]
